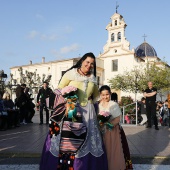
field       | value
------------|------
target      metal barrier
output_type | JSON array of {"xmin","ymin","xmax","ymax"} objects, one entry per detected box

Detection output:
[{"xmin": 122, "ymin": 101, "xmax": 138, "ymax": 126}]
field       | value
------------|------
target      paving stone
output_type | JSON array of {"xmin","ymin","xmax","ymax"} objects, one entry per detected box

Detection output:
[
  {"xmin": 0, "ymin": 112, "xmax": 169, "ymax": 168},
  {"xmin": 0, "ymin": 164, "xmax": 170, "ymax": 170}
]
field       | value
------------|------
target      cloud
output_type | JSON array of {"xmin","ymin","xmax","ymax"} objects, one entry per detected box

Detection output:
[
  {"xmin": 50, "ymin": 49, "xmax": 65, "ymax": 60},
  {"xmin": 27, "ymin": 30, "xmax": 39, "ymax": 39},
  {"xmin": 26, "ymin": 25, "xmax": 73, "ymax": 41},
  {"xmin": 4, "ymin": 51, "xmax": 17, "ymax": 57},
  {"xmin": 27, "ymin": 30, "xmax": 59, "ymax": 41},
  {"xmin": 40, "ymin": 34, "xmax": 59, "ymax": 41},
  {"xmin": 50, "ymin": 43, "xmax": 80, "ymax": 59},
  {"xmin": 63, "ymin": 26, "xmax": 73, "ymax": 34},
  {"xmin": 51, "ymin": 49, "xmax": 60, "ymax": 56},
  {"xmin": 36, "ymin": 13, "xmax": 44, "ymax": 20},
  {"xmin": 60, "ymin": 44, "xmax": 80, "ymax": 54}
]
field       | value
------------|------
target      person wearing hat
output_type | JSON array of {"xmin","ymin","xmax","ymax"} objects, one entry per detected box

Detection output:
[{"xmin": 37, "ymin": 81, "xmax": 52, "ymax": 125}]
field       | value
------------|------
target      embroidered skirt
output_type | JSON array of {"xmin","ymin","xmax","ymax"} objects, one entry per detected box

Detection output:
[{"xmin": 39, "ymin": 102, "xmax": 108, "ymax": 170}]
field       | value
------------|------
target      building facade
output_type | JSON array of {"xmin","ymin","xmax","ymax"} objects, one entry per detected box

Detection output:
[{"xmin": 10, "ymin": 11, "xmax": 162, "ymax": 101}]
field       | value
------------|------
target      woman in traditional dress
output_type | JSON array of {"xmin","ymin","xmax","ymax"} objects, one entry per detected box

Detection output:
[
  {"xmin": 98, "ymin": 85, "xmax": 133, "ymax": 170},
  {"xmin": 40, "ymin": 52, "xmax": 108, "ymax": 170}
]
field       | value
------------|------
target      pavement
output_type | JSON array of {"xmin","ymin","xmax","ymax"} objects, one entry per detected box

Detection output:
[{"xmin": 0, "ymin": 112, "xmax": 170, "ymax": 170}]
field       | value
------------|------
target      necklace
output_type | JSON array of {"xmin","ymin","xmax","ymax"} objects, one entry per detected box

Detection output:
[{"xmin": 79, "ymin": 68, "xmax": 88, "ymax": 76}]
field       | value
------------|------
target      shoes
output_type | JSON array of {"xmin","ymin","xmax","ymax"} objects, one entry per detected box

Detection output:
[
  {"xmin": 155, "ymin": 126, "xmax": 159, "ymax": 130},
  {"xmin": 39, "ymin": 123, "xmax": 43, "ymax": 125}
]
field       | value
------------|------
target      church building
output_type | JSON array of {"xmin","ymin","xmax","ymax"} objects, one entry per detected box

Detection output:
[{"xmin": 10, "ymin": 11, "xmax": 161, "ymax": 101}]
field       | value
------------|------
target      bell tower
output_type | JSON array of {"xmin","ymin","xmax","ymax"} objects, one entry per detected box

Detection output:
[{"xmin": 100, "ymin": 10, "xmax": 132, "ymax": 57}]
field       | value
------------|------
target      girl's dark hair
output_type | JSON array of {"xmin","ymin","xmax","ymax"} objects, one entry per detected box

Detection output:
[
  {"xmin": 65, "ymin": 52, "xmax": 96, "ymax": 77},
  {"xmin": 99, "ymin": 85, "xmax": 111, "ymax": 94}
]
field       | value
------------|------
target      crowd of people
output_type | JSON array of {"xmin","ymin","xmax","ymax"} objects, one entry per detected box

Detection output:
[
  {"xmin": 0, "ymin": 92, "xmax": 19, "ymax": 130},
  {"xmin": 156, "ymin": 100, "xmax": 170, "ymax": 126},
  {"xmin": 1, "ymin": 52, "xmax": 170, "ymax": 169},
  {"xmin": 0, "ymin": 83, "xmax": 35, "ymax": 131}
]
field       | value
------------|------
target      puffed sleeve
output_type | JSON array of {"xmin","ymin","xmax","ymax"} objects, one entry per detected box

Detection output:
[
  {"xmin": 92, "ymin": 84, "xmax": 99, "ymax": 103},
  {"xmin": 58, "ymin": 72, "xmax": 71, "ymax": 89},
  {"xmin": 109, "ymin": 101, "xmax": 122, "ymax": 119}
]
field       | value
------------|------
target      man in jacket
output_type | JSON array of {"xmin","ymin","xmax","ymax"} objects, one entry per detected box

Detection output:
[{"xmin": 37, "ymin": 82, "xmax": 52, "ymax": 125}]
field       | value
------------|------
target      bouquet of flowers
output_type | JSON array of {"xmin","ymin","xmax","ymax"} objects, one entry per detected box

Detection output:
[
  {"xmin": 61, "ymin": 86, "xmax": 77, "ymax": 98},
  {"xmin": 97, "ymin": 111, "xmax": 114, "ymax": 130},
  {"xmin": 61, "ymin": 86, "xmax": 78, "ymax": 120}
]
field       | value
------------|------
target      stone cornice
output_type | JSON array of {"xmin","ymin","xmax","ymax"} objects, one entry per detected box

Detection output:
[{"xmin": 10, "ymin": 57, "xmax": 80, "ymax": 69}]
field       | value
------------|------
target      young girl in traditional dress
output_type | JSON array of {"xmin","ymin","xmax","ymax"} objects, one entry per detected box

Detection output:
[{"xmin": 98, "ymin": 85, "xmax": 133, "ymax": 170}]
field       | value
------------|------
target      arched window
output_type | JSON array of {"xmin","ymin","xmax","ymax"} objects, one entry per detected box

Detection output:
[
  {"xmin": 118, "ymin": 32, "xmax": 121, "ymax": 41},
  {"xmin": 111, "ymin": 33, "xmax": 114, "ymax": 42},
  {"xmin": 115, "ymin": 20, "xmax": 117, "ymax": 26}
]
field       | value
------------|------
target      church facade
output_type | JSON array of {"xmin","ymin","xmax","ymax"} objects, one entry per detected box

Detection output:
[{"xmin": 10, "ymin": 11, "xmax": 161, "ymax": 101}]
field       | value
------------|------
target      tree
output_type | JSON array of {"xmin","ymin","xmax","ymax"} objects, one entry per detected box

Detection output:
[
  {"xmin": 109, "ymin": 66, "xmax": 146, "ymax": 100},
  {"xmin": 144, "ymin": 61, "xmax": 170, "ymax": 100},
  {"xmin": 109, "ymin": 61, "xmax": 170, "ymax": 100},
  {"xmin": 6, "ymin": 67, "xmax": 52, "ymax": 97}
]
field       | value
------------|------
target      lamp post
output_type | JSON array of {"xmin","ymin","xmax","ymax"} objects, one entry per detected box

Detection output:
[{"xmin": 134, "ymin": 76, "xmax": 138, "ymax": 101}]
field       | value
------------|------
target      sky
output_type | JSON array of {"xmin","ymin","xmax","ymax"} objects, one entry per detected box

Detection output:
[{"xmin": 0, "ymin": 0, "xmax": 170, "ymax": 77}]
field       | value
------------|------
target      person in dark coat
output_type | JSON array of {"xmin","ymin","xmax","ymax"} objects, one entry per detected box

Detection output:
[
  {"xmin": 0, "ymin": 92, "xmax": 8, "ymax": 130},
  {"xmin": 144, "ymin": 81, "xmax": 159, "ymax": 130},
  {"xmin": 24, "ymin": 87, "xmax": 35, "ymax": 123},
  {"xmin": 37, "ymin": 82, "xmax": 52, "ymax": 125},
  {"xmin": 3, "ymin": 92, "xmax": 15, "ymax": 128},
  {"xmin": 15, "ymin": 85, "xmax": 29, "ymax": 124}
]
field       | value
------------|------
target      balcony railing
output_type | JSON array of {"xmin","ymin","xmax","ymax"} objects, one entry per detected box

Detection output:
[{"xmin": 121, "ymin": 101, "xmax": 138, "ymax": 126}]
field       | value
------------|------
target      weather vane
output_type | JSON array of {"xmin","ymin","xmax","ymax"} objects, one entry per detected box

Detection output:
[
  {"xmin": 116, "ymin": 1, "xmax": 119, "ymax": 13},
  {"xmin": 142, "ymin": 34, "xmax": 147, "ymax": 42}
]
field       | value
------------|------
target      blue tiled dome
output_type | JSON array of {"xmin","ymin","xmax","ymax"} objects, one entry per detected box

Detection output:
[{"xmin": 135, "ymin": 42, "xmax": 157, "ymax": 57}]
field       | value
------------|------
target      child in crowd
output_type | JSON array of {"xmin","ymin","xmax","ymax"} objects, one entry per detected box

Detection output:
[
  {"xmin": 159, "ymin": 101, "xmax": 169, "ymax": 126},
  {"xmin": 98, "ymin": 85, "xmax": 133, "ymax": 170},
  {"xmin": 138, "ymin": 97, "xmax": 147, "ymax": 126}
]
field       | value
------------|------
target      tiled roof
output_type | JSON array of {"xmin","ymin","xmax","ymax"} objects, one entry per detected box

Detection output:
[{"xmin": 135, "ymin": 42, "xmax": 157, "ymax": 57}]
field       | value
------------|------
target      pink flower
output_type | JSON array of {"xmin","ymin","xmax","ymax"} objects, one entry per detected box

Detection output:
[
  {"xmin": 61, "ymin": 86, "xmax": 77, "ymax": 96},
  {"xmin": 99, "ymin": 111, "xmax": 110, "ymax": 117}
]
